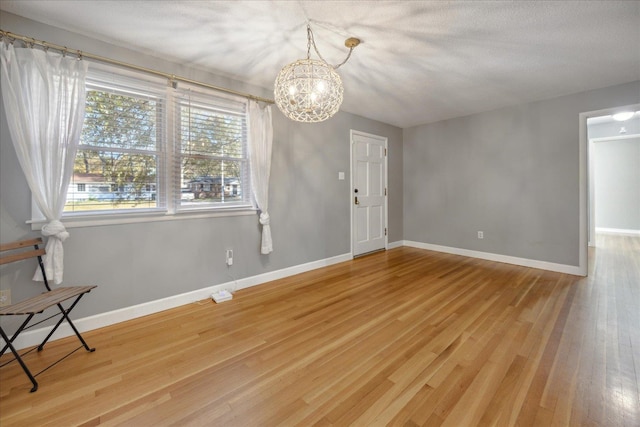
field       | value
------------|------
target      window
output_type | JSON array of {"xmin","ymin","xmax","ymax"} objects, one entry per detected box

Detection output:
[
  {"xmin": 175, "ymin": 89, "xmax": 250, "ymax": 210},
  {"xmin": 57, "ymin": 63, "xmax": 252, "ymax": 221},
  {"xmin": 65, "ymin": 68, "xmax": 164, "ymax": 214}
]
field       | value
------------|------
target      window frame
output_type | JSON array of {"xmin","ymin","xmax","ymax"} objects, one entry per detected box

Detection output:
[
  {"xmin": 30, "ymin": 61, "xmax": 256, "ymax": 230},
  {"xmin": 173, "ymin": 85, "xmax": 254, "ymax": 213}
]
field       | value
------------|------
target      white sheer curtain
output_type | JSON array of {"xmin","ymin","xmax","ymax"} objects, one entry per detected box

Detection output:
[
  {"xmin": 248, "ymin": 101, "xmax": 274, "ymax": 254},
  {"xmin": 0, "ymin": 43, "xmax": 87, "ymax": 284}
]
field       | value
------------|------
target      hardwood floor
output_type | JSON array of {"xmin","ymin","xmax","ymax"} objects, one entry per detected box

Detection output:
[{"xmin": 1, "ymin": 234, "xmax": 638, "ymax": 426}]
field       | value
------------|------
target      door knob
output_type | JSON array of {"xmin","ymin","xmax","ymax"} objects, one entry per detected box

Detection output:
[{"xmin": 355, "ymin": 196, "xmax": 360, "ymax": 205}]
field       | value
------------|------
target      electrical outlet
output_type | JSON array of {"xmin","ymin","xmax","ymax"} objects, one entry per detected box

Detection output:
[
  {"xmin": 477, "ymin": 231, "xmax": 484, "ymax": 239},
  {"xmin": 226, "ymin": 249, "xmax": 233, "ymax": 266},
  {"xmin": 0, "ymin": 289, "xmax": 11, "ymax": 307}
]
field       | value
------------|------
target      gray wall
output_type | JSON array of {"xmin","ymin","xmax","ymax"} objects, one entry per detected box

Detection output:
[
  {"xmin": 0, "ymin": 14, "xmax": 403, "ymax": 332},
  {"xmin": 588, "ymin": 119, "xmax": 640, "ymax": 232},
  {"xmin": 403, "ymin": 81, "xmax": 640, "ymax": 266},
  {"xmin": 592, "ymin": 136, "xmax": 640, "ymax": 230}
]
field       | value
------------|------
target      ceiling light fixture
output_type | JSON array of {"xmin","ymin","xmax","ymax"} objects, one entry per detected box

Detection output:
[
  {"xmin": 274, "ymin": 23, "xmax": 360, "ymax": 123},
  {"xmin": 612, "ymin": 111, "xmax": 635, "ymax": 121}
]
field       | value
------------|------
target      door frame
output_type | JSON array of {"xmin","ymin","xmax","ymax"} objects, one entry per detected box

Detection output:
[
  {"xmin": 350, "ymin": 129, "xmax": 388, "ymax": 258},
  {"xmin": 579, "ymin": 102, "xmax": 640, "ymax": 275}
]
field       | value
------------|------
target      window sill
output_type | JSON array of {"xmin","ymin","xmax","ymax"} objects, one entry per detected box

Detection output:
[{"xmin": 28, "ymin": 207, "xmax": 257, "ymax": 231}]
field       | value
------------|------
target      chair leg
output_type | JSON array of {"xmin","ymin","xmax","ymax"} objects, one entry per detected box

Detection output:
[
  {"xmin": 37, "ymin": 294, "xmax": 94, "ymax": 353},
  {"xmin": 0, "ymin": 315, "xmax": 34, "ymax": 358},
  {"xmin": 0, "ymin": 326, "xmax": 38, "ymax": 392}
]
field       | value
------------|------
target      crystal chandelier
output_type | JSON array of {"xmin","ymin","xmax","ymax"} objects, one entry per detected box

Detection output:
[{"xmin": 274, "ymin": 23, "xmax": 360, "ymax": 123}]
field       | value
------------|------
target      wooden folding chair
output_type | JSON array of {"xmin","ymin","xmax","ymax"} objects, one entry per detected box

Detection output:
[{"xmin": 0, "ymin": 238, "xmax": 96, "ymax": 392}]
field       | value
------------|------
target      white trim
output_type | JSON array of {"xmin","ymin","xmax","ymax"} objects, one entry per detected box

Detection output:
[
  {"xmin": 387, "ymin": 240, "xmax": 404, "ymax": 249},
  {"xmin": 402, "ymin": 240, "xmax": 583, "ymax": 276},
  {"xmin": 579, "ymin": 113, "xmax": 589, "ymax": 273},
  {"xmin": 3, "ymin": 252, "xmax": 352, "ymax": 350},
  {"xmin": 29, "ymin": 207, "xmax": 257, "ymax": 230},
  {"xmin": 4, "ymin": 240, "xmax": 587, "ymax": 350},
  {"xmin": 596, "ymin": 227, "xmax": 640, "ymax": 236},
  {"xmin": 588, "ymin": 136, "xmax": 596, "ymax": 247}
]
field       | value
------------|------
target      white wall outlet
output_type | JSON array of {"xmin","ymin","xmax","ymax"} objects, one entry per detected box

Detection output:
[
  {"xmin": 477, "ymin": 231, "xmax": 484, "ymax": 239},
  {"xmin": 0, "ymin": 289, "xmax": 11, "ymax": 307},
  {"xmin": 226, "ymin": 249, "xmax": 233, "ymax": 266}
]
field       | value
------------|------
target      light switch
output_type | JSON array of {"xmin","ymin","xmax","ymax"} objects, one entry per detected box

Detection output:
[{"xmin": 338, "ymin": 172, "xmax": 345, "ymax": 180}]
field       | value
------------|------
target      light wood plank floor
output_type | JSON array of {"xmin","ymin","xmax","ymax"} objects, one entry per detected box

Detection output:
[{"xmin": 1, "ymin": 234, "xmax": 639, "ymax": 426}]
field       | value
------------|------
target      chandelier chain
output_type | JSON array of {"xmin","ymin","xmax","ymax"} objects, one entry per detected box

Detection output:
[
  {"xmin": 307, "ymin": 23, "xmax": 355, "ymax": 70},
  {"xmin": 306, "ymin": 24, "xmax": 312, "ymax": 60}
]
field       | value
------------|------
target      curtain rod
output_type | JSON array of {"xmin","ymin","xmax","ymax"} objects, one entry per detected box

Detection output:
[{"xmin": 0, "ymin": 29, "xmax": 275, "ymax": 105}]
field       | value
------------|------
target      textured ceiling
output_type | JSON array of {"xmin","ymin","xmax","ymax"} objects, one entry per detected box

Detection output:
[{"xmin": 1, "ymin": 1, "xmax": 639, "ymax": 128}]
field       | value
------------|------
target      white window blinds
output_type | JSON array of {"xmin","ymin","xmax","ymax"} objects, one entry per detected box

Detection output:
[{"xmin": 174, "ymin": 86, "xmax": 252, "ymax": 210}]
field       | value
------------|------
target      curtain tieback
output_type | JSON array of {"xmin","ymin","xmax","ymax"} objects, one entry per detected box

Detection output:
[
  {"xmin": 41, "ymin": 220, "xmax": 69, "ymax": 242},
  {"xmin": 259, "ymin": 212, "xmax": 270, "ymax": 226},
  {"xmin": 35, "ymin": 220, "xmax": 69, "ymax": 284}
]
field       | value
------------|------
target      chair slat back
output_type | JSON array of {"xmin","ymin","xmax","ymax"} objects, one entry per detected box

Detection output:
[
  {"xmin": 0, "ymin": 238, "xmax": 45, "ymax": 266},
  {"xmin": 0, "ymin": 248, "xmax": 46, "ymax": 265},
  {"xmin": 0, "ymin": 238, "xmax": 43, "ymax": 252},
  {"xmin": 0, "ymin": 238, "xmax": 50, "ymax": 289}
]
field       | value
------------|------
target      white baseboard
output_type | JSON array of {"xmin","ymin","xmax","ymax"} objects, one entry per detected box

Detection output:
[
  {"xmin": 3, "ymin": 242, "xmax": 584, "ymax": 350},
  {"xmin": 4, "ymin": 252, "xmax": 352, "ymax": 350},
  {"xmin": 401, "ymin": 240, "xmax": 584, "ymax": 276},
  {"xmin": 387, "ymin": 241, "xmax": 404, "ymax": 249},
  {"xmin": 596, "ymin": 227, "xmax": 640, "ymax": 236}
]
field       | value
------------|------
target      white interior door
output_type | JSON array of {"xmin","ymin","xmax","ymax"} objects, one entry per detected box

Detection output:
[{"xmin": 351, "ymin": 131, "xmax": 387, "ymax": 256}]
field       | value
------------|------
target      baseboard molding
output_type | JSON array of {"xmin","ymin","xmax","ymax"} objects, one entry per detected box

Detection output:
[
  {"xmin": 402, "ymin": 240, "xmax": 584, "ymax": 276},
  {"xmin": 4, "ymin": 252, "xmax": 352, "ymax": 350},
  {"xmin": 387, "ymin": 240, "xmax": 404, "ymax": 249},
  {"xmin": 596, "ymin": 227, "xmax": 640, "ymax": 236},
  {"xmin": 4, "ymin": 242, "xmax": 584, "ymax": 350}
]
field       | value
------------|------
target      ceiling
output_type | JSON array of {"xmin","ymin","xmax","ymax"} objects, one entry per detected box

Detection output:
[{"xmin": 1, "ymin": 1, "xmax": 639, "ymax": 128}]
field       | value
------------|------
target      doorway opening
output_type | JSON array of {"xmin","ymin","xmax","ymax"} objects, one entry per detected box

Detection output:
[{"xmin": 581, "ymin": 105, "xmax": 640, "ymax": 274}]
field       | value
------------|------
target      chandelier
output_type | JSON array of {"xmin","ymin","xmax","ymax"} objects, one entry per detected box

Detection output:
[{"xmin": 274, "ymin": 23, "xmax": 360, "ymax": 123}]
